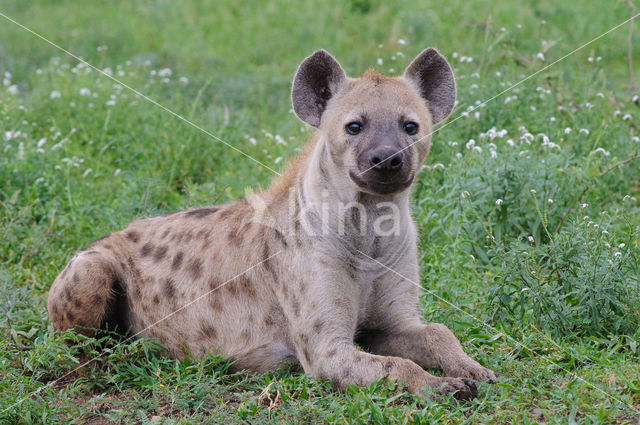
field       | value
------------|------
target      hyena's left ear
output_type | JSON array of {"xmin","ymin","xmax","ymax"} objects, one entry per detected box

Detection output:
[
  {"xmin": 404, "ymin": 48, "xmax": 456, "ymax": 125},
  {"xmin": 292, "ymin": 50, "xmax": 347, "ymax": 127}
]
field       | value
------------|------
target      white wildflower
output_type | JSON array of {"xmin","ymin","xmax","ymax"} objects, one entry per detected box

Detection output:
[
  {"xmin": 37, "ymin": 138, "xmax": 46, "ymax": 147},
  {"xmin": 398, "ymin": 39, "xmax": 406, "ymax": 45},
  {"xmin": 465, "ymin": 139, "xmax": 476, "ymax": 149},
  {"xmin": 79, "ymin": 88, "xmax": 91, "ymax": 96},
  {"xmin": 82, "ymin": 168, "xmax": 92, "ymax": 178},
  {"xmin": 106, "ymin": 99, "xmax": 116, "ymax": 106},
  {"xmin": 536, "ymin": 52, "xmax": 545, "ymax": 61},
  {"xmin": 618, "ymin": 243, "xmax": 625, "ymax": 249},
  {"xmin": 579, "ymin": 128, "xmax": 589, "ymax": 135},
  {"xmin": 528, "ymin": 236, "xmax": 535, "ymax": 244},
  {"xmin": 7, "ymin": 84, "xmax": 18, "ymax": 94},
  {"xmin": 377, "ymin": 58, "xmax": 383, "ymax": 66},
  {"xmin": 50, "ymin": 90, "xmax": 61, "ymax": 99},
  {"xmin": 589, "ymin": 147, "xmax": 610, "ymax": 156},
  {"xmin": 622, "ymin": 114, "xmax": 632, "ymax": 121},
  {"xmin": 495, "ymin": 199, "xmax": 503, "ymax": 206},
  {"xmin": 158, "ymin": 68, "xmax": 172, "ymax": 77},
  {"xmin": 564, "ymin": 128, "xmax": 571, "ymax": 135},
  {"xmin": 461, "ymin": 191, "xmax": 470, "ymax": 199},
  {"xmin": 530, "ymin": 189, "xmax": 537, "ymax": 195},
  {"xmin": 114, "ymin": 168, "xmax": 121, "ymax": 176}
]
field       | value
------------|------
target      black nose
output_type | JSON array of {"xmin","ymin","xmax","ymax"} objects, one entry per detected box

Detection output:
[{"xmin": 368, "ymin": 146, "xmax": 404, "ymax": 172}]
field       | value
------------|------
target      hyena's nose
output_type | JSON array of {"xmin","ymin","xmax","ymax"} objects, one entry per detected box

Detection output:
[{"xmin": 369, "ymin": 146, "xmax": 404, "ymax": 172}]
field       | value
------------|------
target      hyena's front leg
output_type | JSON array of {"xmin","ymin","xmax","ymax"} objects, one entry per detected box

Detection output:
[
  {"xmin": 358, "ymin": 323, "xmax": 496, "ymax": 382},
  {"xmin": 298, "ymin": 337, "xmax": 478, "ymax": 400},
  {"xmin": 280, "ymin": 274, "xmax": 478, "ymax": 399}
]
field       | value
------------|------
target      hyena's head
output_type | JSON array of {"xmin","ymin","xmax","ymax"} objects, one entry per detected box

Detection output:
[{"xmin": 292, "ymin": 48, "xmax": 455, "ymax": 196}]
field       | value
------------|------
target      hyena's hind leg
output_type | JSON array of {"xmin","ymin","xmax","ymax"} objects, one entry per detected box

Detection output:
[{"xmin": 47, "ymin": 237, "xmax": 130, "ymax": 337}]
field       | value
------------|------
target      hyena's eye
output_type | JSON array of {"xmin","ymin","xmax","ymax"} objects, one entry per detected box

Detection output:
[
  {"xmin": 345, "ymin": 122, "xmax": 363, "ymax": 135},
  {"xmin": 404, "ymin": 122, "xmax": 419, "ymax": 135}
]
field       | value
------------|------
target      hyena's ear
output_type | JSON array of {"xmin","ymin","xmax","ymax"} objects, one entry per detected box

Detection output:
[
  {"xmin": 292, "ymin": 50, "xmax": 347, "ymax": 127},
  {"xmin": 404, "ymin": 48, "xmax": 456, "ymax": 125}
]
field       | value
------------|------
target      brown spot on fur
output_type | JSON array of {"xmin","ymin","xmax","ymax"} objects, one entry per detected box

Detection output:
[
  {"xmin": 64, "ymin": 287, "xmax": 72, "ymax": 301},
  {"xmin": 210, "ymin": 296, "xmax": 223, "ymax": 311},
  {"xmin": 186, "ymin": 207, "xmax": 219, "ymax": 218},
  {"xmin": 217, "ymin": 209, "xmax": 232, "ymax": 219},
  {"xmin": 153, "ymin": 295, "xmax": 160, "ymax": 304},
  {"xmin": 127, "ymin": 257, "xmax": 143, "ymax": 285},
  {"xmin": 125, "ymin": 231, "xmax": 140, "ymax": 243},
  {"xmin": 201, "ymin": 326, "xmax": 217, "ymax": 339},
  {"xmin": 161, "ymin": 228, "xmax": 171, "ymax": 239},
  {"xmin": 227, "ymin": 227, "xmax": 239, "ymax": 243},
  {"xmin": 273, "ymin": 229, "xmax": 288, "ymax": 247},
  {"xmin": 327, "ymin": 348, "xmax": 337, "ymax": 358},
  {"xmin": 172, "ymin": 252, "xmax": 184, "ymax": 270},
  {"xmin": 208, "ymin": 277, "xmax": 220, "ymax": 290},
  {"xmin": 238, "ymin": 275, "xmax": 256, "ymax": 298},
  {"xmin": 313, "ymin": 319, "xmax": 323, "ymax": 334},
  {"xmin": 154, "ymin": 246, "xmax": 168, "ymax": 262},
  {"xmin": 73, "ymin": 298, "xmax": 82, "ymax": 309},
  {"xmin": 164, "ymin": 278, "xmax": 175, "ymax": 298},
  {"xmin": 73, "ymin": 273, "xmax": 79, "ymax": 284},
  {"xmin": 188, "ymin": 258, "xmax": 203, "ymax": 279},
  {"xmin": 66, "ymin": 310, "xmax": 75, "ymax": 322},
  {"xmin": 140, "ymin": 242, "xmax": 154, "ymax": 257},
  {"xmin": 264, "ymin": 315, "xmax": 275, "ymax": 327},
  {"xmin": 262, "ymin": 243, "xmax": 277, "ymax": 281}
]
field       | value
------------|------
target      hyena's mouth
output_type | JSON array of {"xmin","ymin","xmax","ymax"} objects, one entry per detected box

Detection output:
[{"xmin": 348, "ymin": 170, "xmax": 415, "ymax": 195}]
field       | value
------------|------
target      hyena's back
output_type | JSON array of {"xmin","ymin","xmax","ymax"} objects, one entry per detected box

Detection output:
[{"xmin": 47, "ymin": 202, "xmax": 295, "ymax": 368}]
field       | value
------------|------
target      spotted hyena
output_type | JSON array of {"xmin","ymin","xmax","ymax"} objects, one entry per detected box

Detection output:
[{"xmin": 48, "ymin": 48, "xmax": 495, "ymax": 399}]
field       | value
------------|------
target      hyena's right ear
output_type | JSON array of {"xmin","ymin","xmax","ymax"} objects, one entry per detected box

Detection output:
[{"xmin": 292, "ymin": 50, "xmax": 347, "ymax": 127}]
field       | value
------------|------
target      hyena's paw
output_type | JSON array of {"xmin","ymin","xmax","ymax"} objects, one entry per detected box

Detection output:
[
  {"xmin": 436, "ymin": 377, "xmax": 478, "ymax": 400},
  {"xmin": 445, "ymin": 355, "xmax": 496, "ymax": 382}
]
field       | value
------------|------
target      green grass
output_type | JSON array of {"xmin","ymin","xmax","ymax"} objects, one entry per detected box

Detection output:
[{"xmin": 1, "ymin": 0, "xmax": 640, "ymax": 423}]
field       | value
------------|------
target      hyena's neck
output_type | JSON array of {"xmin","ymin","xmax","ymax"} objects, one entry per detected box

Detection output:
[{"xmin": 290, "ymin": 136, "xmax": 413, "ymax": 245}]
